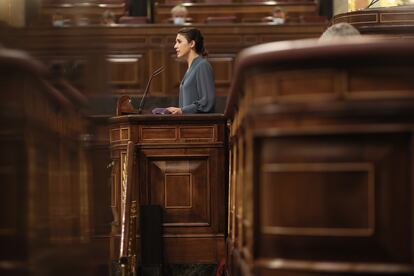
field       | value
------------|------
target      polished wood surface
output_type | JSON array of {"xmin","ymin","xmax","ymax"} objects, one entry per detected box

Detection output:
[
  {"xmin": 333, "ymin": 6, "xmax": 414, "ymax": 37},
  {"xmin": 109, "ymin": 114, "xmax": 227, "ymax": 264},
  {"xmin": 87, "ymin": 115, "xmax": 113, "ymax": 240},
  {"xmin": 225, "ymin": 37, "xmax": 414, "ymax": 275}
]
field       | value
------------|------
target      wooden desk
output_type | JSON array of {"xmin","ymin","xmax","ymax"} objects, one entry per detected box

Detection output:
[
  {"xmin": 333, "ymin": 6, "xmax": 414, "ymax": 38},
  {"xmin": 109, "ymin": 114, "xmax": 227, "ymax": 264},
  {"xmin": 0, "ymin": 48, "xmax": 93, "ymax": 275},
  {"xmin": 225, "ymin": 37, "xmax": 414, "ymax": 275},
  {"xmin": 154, "ymin": 1, "xmax": 318, "ymax": 23}
]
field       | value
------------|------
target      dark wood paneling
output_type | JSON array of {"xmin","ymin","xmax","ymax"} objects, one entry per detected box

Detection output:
[
  {"xmin": 109, "ymin": 115, "xmax": 227, "ymax": 264},
  {"xmin": 148, "ymin": 156, "xmax": 210, "ymax": 226},
  {"xmin": 0, "ymin": 48, "xmax": 101, "ymax": 275},
  {"xmin": 333, "ymin": 6, "xmax": 414, "ymax": 38},
  {"xmin": 226, "ymin": 38, "xmax": 414, "ymax": 275},
  {"xmin": 1, "ymin": 24, "xmax": 325, "ymax": 102},
  {"xmin": 258, "ymin": 134, "xmax": 410, "ymax": 262},
  {"xmin": 107, "ymin": 54, "xmax": 146, "ymax": 94}
]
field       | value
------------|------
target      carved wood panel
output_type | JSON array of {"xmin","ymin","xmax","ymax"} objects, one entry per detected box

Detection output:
[
  {"xmin": 139, "ymin": 147, "xmax": 224, "ymax": 235},
  {"xmin": 257, "ymin": 133, "xmax": 411, "ymax": 263},
  {"xmin": 209, "ymin": 54, "xmax": 236, "ymax": 96},
  {"xmin": 1, "ymin": 25, "xmax": 325, "ymax": 102},
  {"xmin": 148, "ymin": 157, "xmax": 210, "ymax": 226},
  {"xmin": 109, "ymin": 115, "xmax": 227, "ymax": 263},
  {"xmin": 107, "ymin": 54, "xmax": 146, "ymax": 94}
]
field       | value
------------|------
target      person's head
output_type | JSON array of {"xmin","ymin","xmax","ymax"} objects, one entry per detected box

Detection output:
[
  {"xmin": 272, "ymin": 7, "xmax": 285, "ymax": 24},
  {"xmin": 171, "ymin": 4, "xmax": 188, "ymax": 25},
  {"xmin": 319, "ymin": 23, "xmax": 361, "ymax": 41},
  {"xmin": 101, "ymin": 10, "xmax": 116, "ymax": 25},
  {"xmin": 52, "ymin": 13, "xmax": 65, "ymax": 27},
  {"xmin": 174, "ymin": 28, "xmax": 207, "ymax": 60}
]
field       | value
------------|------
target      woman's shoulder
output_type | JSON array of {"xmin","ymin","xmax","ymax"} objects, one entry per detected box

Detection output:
[{"xmin": 194, "ymin": 57, "xmax": 213, "ymax": 71}]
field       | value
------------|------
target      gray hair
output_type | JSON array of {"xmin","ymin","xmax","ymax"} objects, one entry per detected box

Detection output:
[{"xmin": 319, "ymin": 23, "xmax": 361, "ymax": 41}]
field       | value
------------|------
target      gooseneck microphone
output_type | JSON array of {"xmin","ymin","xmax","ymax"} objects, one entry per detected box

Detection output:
[
  {"xmin": 366, "ymin": 0, "xmax": 380, "ymax": 8},
  {"xmin": 138, "ymin": 66, "xmax": 165, "ymax": 113}
]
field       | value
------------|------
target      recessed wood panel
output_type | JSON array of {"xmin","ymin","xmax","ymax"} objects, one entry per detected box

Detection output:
[
  {"xmin": 180, "ymin": 126, "xmax": 215, "ymax": 141},
  {"xmin": 381, "ymin": 12, "xmax": 414, "ymax": 23},
  {"xmin": 334, "ymin": 7, "xmax": 414, "ymax": 28},
  {"xmin": 112, "ymin": 60, "xmax": 134, "ymax": 83},
  {"xmin": 168, "ymin": 54, "xmax": 187, "ymax": 94},
  {"xmin": 349, "ymin": 13, "xmax": 378, "ymax": 24},
  {"xmin": 257, "ymin": 133, "xmax": 411, "ymax": 262},
  {"xmin": 261, "ymin": 163, "xmax": 374, "ymax": 236},
  {"xmin": 165, "ymin": 173, "xmax": 192, "ymax": 208},
  {"xmin": 278, "ymin": 70, "xmax": 336, "ymax": 98},
  {"xmin": 163, "ymin": 237, "xmax": 224, "ymax": 263},
  {"xmin": 149, "ymin": 158, "xmax": 210, "ymax": 226},
  {"xmin": 141, "ymin": 127, "xmax": 177, "ymax": 142},
  {"xmin": 251, "ymin": 69, "xmax": 337, "ymax": 104},
  {"xmin": 206, "ymin": 36, "xmax": 242, "ymax": 45},
  {"xmin": 120, "ymin": 128, "xmax": 129, "ymax": 140},
  {"xmin": 110, "ymin": 128, "xmax": 120, "ymax": 142},
  {"xmin": 347, "ymin": 67, "xmax": 414, "ymax": 99},
  {"xmin": 108, "ymin": 58, "xmax": 139, "ymax": 84},
  {"xmin": 110, "ymin": 127, "xmax": 129, "ymax": 142},
  {"xmin": 208, "ymin": 55, "xmax": 235, "ymax": 87},
  {"xmin": 107, "ymin": 54, "xmax": 145, "ymax": 93}
]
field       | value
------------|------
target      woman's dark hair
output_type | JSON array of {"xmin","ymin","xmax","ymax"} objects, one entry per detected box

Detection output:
[{"xmin": 177, "ymin": 27, "xmax": 208, "ymax": 57}]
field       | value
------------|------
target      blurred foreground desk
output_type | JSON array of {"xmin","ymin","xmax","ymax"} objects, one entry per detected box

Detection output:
[
  {"xmin": 0, "ymin": 48, "xmax": 92, "ymax": 275},
  {"xmin": 109, "ymin": 114, "xmax": 227, "ymax": 264},
  {"xmin": 225, "ymin": 37, "xmax": 414, "ymax": 275}
]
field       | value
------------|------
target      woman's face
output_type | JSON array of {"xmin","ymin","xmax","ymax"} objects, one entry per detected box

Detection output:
[{"xmin": 174, "ymin": 34, "xmax": 194, "ymax": 60}]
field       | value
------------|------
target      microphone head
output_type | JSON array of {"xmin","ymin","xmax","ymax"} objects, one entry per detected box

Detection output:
[
  {"xmin": 139, "ymin": 66, "xmax": 166, "ymax": 110},
  {"xmin": 153, "ymin": 66, "xmax": 165, "ymax": 77}
]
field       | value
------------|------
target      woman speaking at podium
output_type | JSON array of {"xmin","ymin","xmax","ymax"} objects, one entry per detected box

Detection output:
[{"xmin": 166, "ymin": 28, "xmax": 216, "ymax": 114}]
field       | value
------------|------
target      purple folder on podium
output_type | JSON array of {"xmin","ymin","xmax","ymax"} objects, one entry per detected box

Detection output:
[{"xmin": 152, "ymin": 107, "xmax": 171, "ymax": 115}]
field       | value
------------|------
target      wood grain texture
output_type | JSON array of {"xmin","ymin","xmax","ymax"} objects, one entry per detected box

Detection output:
[
  {"xmin": 109, "ymin": 115, "xmax": 227, "ymax": 264},
  {"xmin": 1, "ymin": 24, "xmax": 326, "ymax": 100},
  {"xmin": 0, "ymin": 48, "xmax": 97, "ymax": 275},
  {"xmin": 226, "ymin": 38, "xmax": 414, "ymax": 275}
]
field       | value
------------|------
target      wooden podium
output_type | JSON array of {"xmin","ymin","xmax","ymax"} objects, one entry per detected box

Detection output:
[{"xmin": 109, "ymin": 114, "xmax": 227, "ymax": 265}]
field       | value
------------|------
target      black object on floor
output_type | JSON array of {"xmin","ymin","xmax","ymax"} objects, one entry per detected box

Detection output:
[
  {"xmin": 140, "ymin": 205, "xmax": 163, "ymax": 276},
  {"xmin": 163, "ymin": 263, "xmax": 217, "ymax": 276}
]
